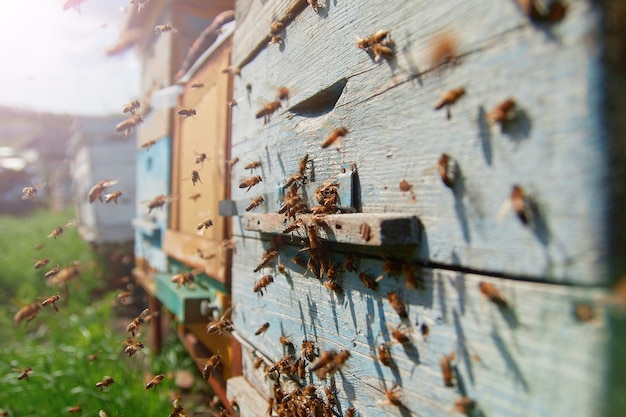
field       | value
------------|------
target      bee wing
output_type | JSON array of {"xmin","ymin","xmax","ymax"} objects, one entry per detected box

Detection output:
[
  {"xmin": 139, "ymin": 308, "xmax": 150, "ymax": 318},
  {"xmin": 64, "ymin": 219, "xmax": 76, "ymax": 228},
  {"xmin": 219, "ymin": 306, "xmax": 232, "ymax": 321}
]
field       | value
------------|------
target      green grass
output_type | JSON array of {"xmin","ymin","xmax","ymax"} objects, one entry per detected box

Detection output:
[{"xmin": 0, "ymin": 208, "xmax": 197, "ymax": 416}]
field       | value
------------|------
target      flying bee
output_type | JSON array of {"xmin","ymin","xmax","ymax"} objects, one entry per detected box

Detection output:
[
  {"xmin": 478, "ymin": 281, "xmax": 508, "ymax": 308},
  {"xmin": 34, "ymin": 258, "xmax": 49, "ymax": 269},
  {"xmin": 48, "ymin": 226, "xmax": 65, "ymax": 239},
  {"xmin": 14, "ymin": 302, "xmax": 42, "ymax": 325},
  {"xmin": 145, "ymin": 194, "xmax": 176, "ymax": 213},
  {"xmin": 116, "ymin": 290, "xmax": 132, "ymax": 301},
  {"xmin": 155, "ymin": 24, "xmax": 177, "ymax": 33},
  {"xmin": 317, "ymin": 349, "xmax": 350, "ymax": 379},
  {"xmin": 307, "ymin": 0, "xmax": 324, "ymax": 12},
  {"xmin": 197, "ymin": 218, "xmax": 214, "ymax": 235},
  {"xmin": 488, "ymin": 98, "xmax": 517, "ymax": 124},
  {"xmin": 207, "ymin": 307, "xmax": 233, "ymax": 335},
  {"xmin": 123, "ymin": 339, "xmax": 144, "ymax": 357},
  {"xmin": 115, "ymin": 114, "xmax": 143, "ymax": 137},
  {"xmin": 429, "ymin": 32, "xmax": 458, "ymax": 68},
  {"xmin": 254, "ymin": 250, "xmax": 277, "ymax": 272},
  {"xmin": 244, "ymin": 161, "xmax": 262, "ymax": 172},
  {"xmin": 279, "ymin": 335, "xmax": 293, "ymax": 348},
  {"xmin": 381, "ymin": 384, "xmax": 403, "ymax": 407},
  {"xmin": 146, "ymin": 373, "xmax": 165, "ymax": 389},
  {"xmin": 195, "ymin": 151, "xmax": 207, "ymax": 165},
  {"xmin": 40, "ymin": 293, "xmax": 61, "ymax": 312},
  {"xmin": 440, "ymin": 352, "xmax": 455, "ymax": 387},
  {"xmin": 254, "ymin": 322, "xmax": 270, "ymax": 335},
  {"xmin": 141, "ymin": 139, "xmax": 157, "ymax": 150},
  {"xmin": 434, "ymin": 87, "xmax": 466, "ymax": 120},
  {"xmin": 66, "ymin": 405, "xmax": 82, "ymax": 413},
  {"xmin": 203, "ymin": 354, "xmax": 222, "ymax": 380},
  {"xmin": 188, "ymin": 170, "xmax": 202, "ymax": 186},
  {"xmin": 246, "ymin": 196, "xmax": 264, "ymax": 212},
  {"xmin": 377, "ymin": 342, "xmax": 394, "ymax": 367},
  {"xmin": 88, "ymin": 179, "xmax": 119, "ymax": 203},
  {"xmin": 127, "ymin": 308, "xmax": 150, "ymax": 337},
  {"xmin": 105, "ymin": 191, "xmax": 122, "ymax": 204},
  {"xmin": 276, "ymin": 86, "xmax": 290, "ymax": 103},
  {"xmin": 255, "ymin": 100, "xmax": 281, "ymax": 124},
  {"xmin": 178, "ymin": 107, "xmax": 197, "ymax": 118},
  {"xmin": 239, "ymin": 175, "xmax": 262, "ymax": 192},
  {"xmin": 358, "ymin": 272, "xmax": 378, "ymax": 290},
  {"xmin": 88, "ymin": 352, "xmax": 99, "ymax": 362},
  {"xmin": 253, "ymin": 275, "xmax": 274, "ymax": 296},
  {"xmin": 63, "ymin": 0, "xmax": 86, "ymax": 13},
  {"xmin": 388, "ymin": 291, "xmax": 408, "ymax": 319},
  {"xmin": 421, "ymin": 323, "xmax": 429, "ymax": 340},
  {"xmin": 228, "ymin": 157, "xmax": 239, "ymax": 169},
  {"xmin": 14, "ymin": 367, "xmax": 32, "ymax": 380},
  {"xmin": 190, "ymin": 82, "xmax": 204, "ymax": 89},
  {"xmin": 189, "ymin": 193, "xmax": 201, "ymax": 201},
  {"xmin": 321, "ymin": 126, "xmax": 348, "ymax": 149},
  {"xmin": 95, "ymin": 376, "xmax": 115, "ymax": 391},
  {"xmin": 131, "ymin": 0, "xmax": 150, "ymax": 13},
  {"xmin": 22, "ymin": 183, "xmax": 46, "ymax": 200},
  {"xmin": 122, "ymin": 99, "xmax": 141, "ymax": 115}
]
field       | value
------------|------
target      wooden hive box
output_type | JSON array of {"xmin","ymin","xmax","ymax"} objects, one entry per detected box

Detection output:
[{"xmin": 221, "ymin": 1, "xmax": 626, "ymax": 417}]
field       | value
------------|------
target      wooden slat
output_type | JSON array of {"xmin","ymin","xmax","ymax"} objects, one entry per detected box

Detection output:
[
  {"xmin": 227, "ymin": 376, "xmax": 271, "ymax": 417},
  {"xmin": 163, "ymin": 229, "xmax": 227, "ymax": 282},
  {"xmin": 230, "ymin": 236, "xmax": 607, "ymax": 417},
  {"xmin": 132, "ymin": 266, "xmax": 156, "ymax": 296},
  {"xmin": 228, "ymin": 0, "xmax": 606, "ymax": 284}
]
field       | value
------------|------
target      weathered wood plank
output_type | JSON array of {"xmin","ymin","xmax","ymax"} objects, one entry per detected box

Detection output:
[
  {"xmin": 163, "ymin": 229, "xmax": 228, "ymax": 282},
  {"xmin": 227, "ymin": 1, "xmax": 607, "ymax": 284},
  {"xmin": 230, "ymin": 236, "xmax": 607, "ymax": 417},
  {"xmin": 227, "ymin": 376, "xmax": 271, "ymax": 417}
]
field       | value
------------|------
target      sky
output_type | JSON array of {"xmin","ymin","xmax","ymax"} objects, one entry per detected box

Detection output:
[{"xmin": 0, "ymin": 0, "xmax": 140, "ymax": 116}]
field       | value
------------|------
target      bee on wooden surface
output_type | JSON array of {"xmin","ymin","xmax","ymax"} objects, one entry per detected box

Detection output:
[
  {"xmin": 178, "ymin": 107, "xmax": 197, "ymax": 118},
  {"xmin": 399, "ymin": 179, "xmax": 413, "ymax": 193},
  {"xmin": 381, "ymin": 384, "xmax": 403, "ymax": 407},
  {"xmin": 488, "ymin": 98, "xmax": 516, "ymax": 124},
  {"xmin": 391, "ymin": 325, "xmax": 411, "ymax": 345},
  {"xmin": 270, "ymin": 21, "xmax": 284, "ymax": 35},
  {"xmin": 88, "ymin": 179, "xmax": 119, "ymax": 203},
  {"xmin": 22, "ymin": 183, "xmax": 46, "ymax": 200},
  {"xmin": 510, "ymin": 185, "xmax": 532, "ymax": 225},
  {"xmin": 285, "ymin": 172, "xmax": 306, "ymax": 187},
  {"xmin": 478, "ymin": 281, "xmax": 508, "ymax": 308},
  {"xmin": 207, "ymin": 307, "xmax": 233, "ymax": 335},
  {"xmin": 372, "ymin": 42, "xmax": 394, "ymax": 62},
  {"xmin": 246, "ymin": 196, "xmax": 264, "ymax": 212},
  {"xmin": 388, "ymin": 291, "xmax": 408, "ymax": 319},
  {"xmin": 360, "ymin": 223, "xmax": 372, "ymax": 242},
  {"xmin": 324, "ymin": 279, "xmax": 343, "ymax": 293},
  {"xmin": 105, "ymin": 190, "xmax": 122, "ymax": 205},
  {"xmin": 88, "ymin": 352, "xmax": 99, "ymax": 362},
  {"xmin": 310, "ymin": 350, "xmax": 336, "ymax": 377},
  {"xmin": 345, "ymin": 407, "xmax": 357, "ymax": 417},
  {"xmin": 191, "ymin": 82, "xmax": 204, "ymax": 89},
  {"xmin": 434, "ymin": 87, "xmax": 466, "ymax": 120},
  {"xmin": 253, "ymin": 355, "xmax": 264, "ymax": 369},
  {"xmin": 307, "ymin": 0, "xmax": 324, "ymax": 12},
  {"xmin": 357, "ymin": 272, "xmax": 378, "ymax": 290},
  {"xmin": 300, "ymin": 339, "xmax": 317, "ymax": 363},
  {"xmin": 203, "ymin": 354, "xmax": 222, "ymax": 380},
  {"xmin": 255, "ymin": 322, "xmax": 270, "ymax": 335},
  {"xmin": 95, "ymin": 376, "xmax": 115, "ymax": 391},
  {"xmin": 115, "ymin": 114, "xmax": 143, "ymax": 137},
  {"xmin": 279, "ymin": 335, "xmax": 293, "ymax": 348},
  {"xmin": 127, "ymin": 307, "xmax": 150, "ymax": 337},
  {"xmin": 14, "ymin": 302, "xmax": 42, "ymax": 325},
  {"xmin": 321, "ymin": 126, "xmax": 348, "ymax": 149},
  {"xmin": 440, "ymin": 352, "xmax": 455, "ymax": 387},
  {"xmin": 222, "ymin": 66, "xmax": 241, "ymax": 76},
  {"xmin": 344, "ymin": 253, "xmax": 358, "ymax": 273},
  {"xmin": 123, "ymin": 339, "xmax": 144, "ymax": 357},
  {"xmin": 14, "ymin": 367, "xmax": 32, "ymax": 380},
  {"xmin": 519, "ymin": 0, "xmax": 567, "ymax": 22},
  {"xmin": 254, "ymin": 250, "xmax": 277, "ymax": 272},
  {"xmin": 429, "ymin": 32, "xmax": 458, "ymax": 68},
  {"xmin": 228, "ymin": 157, "xmax": 240, "ymax": 169},
  {"xmin": 66, "ymin": 405, "xmax": 82, "ymax": 414},
  {"xmin": 454, "ymin": 396, "xmax": 477, "ymax": 414},
  {"xmin": 189, "ymin": 193, "xmax": 201, "ymax": 201},
  {"xmin": 155, "ymin": 24, "xmax": 177, "ymax": 33},
  {"xmin": 356, "ymin": 30, "xmax": 390, "ymax": 50},
  {"xmin": 438, "ymin": 153, "xmax": 458, "ymax": 188},
  {"xmin": 197, "ymin": 218, "xmax": 214, "ymax": 235},
  {"xmin": 141, "ymin": 139, "xmax": 157, "ymax": 151},
  {"xmin": 254, "ymin": 275, "xmax": 274, "ymax": 296},
  {"xmin": 40, "ymin": 293, "xmax": 61, "ymax": 312},
  {"xmin": 122, "ymin": 99, "xmax": 141, "ymax": 115},
  {"xmin": 255, "ymin": 100, "xmax": 282, "ymax": 124},
  {"xmin": 306, "ymin": 224, "xmax": 323, "ymax": 250},
  {"xmin": 244, "ymin": 161, "xmax": 262, "ymax": 172},
  {"xmin": 239, "ymin": 175, "xmax": 263, "ymax": 192},
  {"xmin": 34, "ymin": 258, "xmax": 49, "ymax": 269},
  {"xmin": 420, "ymin": 323, "xmax": 429, "ymax": 340},
  {"xmin": 268, "ymin": 354, "xmax": 294, "ymax": 374},
  {"xmin": 291, "ymin": 253, "xmax": 307, "ymax": 268},
  {"xmin": 377, "ymin": 342, "xmax": 394, "ymax": 367},
  {"xmin": 298, "ymin": 153, "xmax": 312, "ymax": 176}
]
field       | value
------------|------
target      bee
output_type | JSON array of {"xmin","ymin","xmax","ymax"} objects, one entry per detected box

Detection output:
[
  {"xmin": 115, "ymin": 114, "xmax": 143, "ymax": 137},
  {"xmin": 189, "ymin": 193, "xmax": 201, "ymax": 201},
  {"xmin": 270, "ymin": 21, "xmax": 284, "ymax": 35},
  {"xmin": 207, "ymin": 307, "xmax": 233, "ymax": 335},
  {"xmin": 155, "ymin": 24, "xmax": 177, "ymax": 33},
  {"xmin": 454, "ymin": 396, "xmax": 477, "ymax": 414},
  {"xmin": 399, "ymin": 180, "xmax": 416, "ymax": 200},
  {"xmin": 189, "ymin": 170, "xmax": 202, "ymax": 186},
  {"xmin": 239, "ymin": 175, "xmax": 263, "ymax": 192},
  {"xmin": 14, "ymin": 302, "xmax": 42, "ymax": 325},
  {"xmin": 254, "ymin": 250, "xmax": 277, "ymax": 272},
  {"xmin": 99, "ymin": 411, "xmax": 108, "ymax": 417},
  {"xmin": 228, "ymin": 99, "xmax": 238, "ymax": 108},
  {"xmin": 269, "ymin": 34, "xmax": 283, "ymax": 45},
  {"xmin": 22, "ymin": 183, "xmax": 46, "ymax": 200},
  {"xmin": 228, "ymin": 157, "xmax": 240, "ymax": 169},
  {"xmin": 254, "ymin": 322, "xmax": 270, "ymax": 335},
  {"xmin": 43, "ymin": 265, "xmax": 61, "ymax": 279},
  {"xmin": 255, "ymin": 100, "xmax": 282, "ymax": 124},
  {"xmin": 122, "ymin": 99, "xmax": 141, "ymax": 115},
  {"xmin": 244, "ymin": 161, "xmax": 262, "ymax": 172},
  {"xmin": 254, "ymin": 355, "xmax": 264, "ymax": 369},
  {"xmin": 291, "ymin": 253, "xmax": 307, "ymax": 268},
  {"xmin": 478, "ymin": 281, "xmax": 508, "ymax": 308},
  {"xmin": 510, "ymin": 185, "xmax": 531, "ymax": 224},
  {"xmin": 105, "ymin": 191, "xmax": 122, "ymax": 204},
  {"xmin": 146, "ymin": 373, "xmax": 165, "ymax": 389},
  {"xmin": 488, "ymin": 98, "xmax": 516, "ymax": 124},
  {"xmin": 429, "ymin": 32, "xmax": 458, "ymax": 68},
  {"xmin": 197, "ymin": 219, "xmax": 214, "ymax": 235},
  {"xmin": 360, "ymin": 223, "xmax": 372, "ymax": 242},
  {"xmin": 372, "ymin": 42, "xmax": 394, "ymax": 62},
  {"xmin": 95, "ymin": 376, "xmax": 115, "ymax": 391},
  {"xmin": 88, "ymin": 179, "xmax": 119, "ymax": 203},
  {"xmin": 203, "ymin": 354, "xmax": 222, "ymax": 380},
  {"xmin": 381, "ymin": 384, "xmax": 403, "ymax": 407},
  {"xmin": 168, "ymin": 399, "xmax": 185, "ymax": 417},
  {"xmin": 127, "ymin": 307, "xmax": 150, "ymax": 337},
  {"xmin": 345, "ymin": 407, "xmax": 357, "ymax": 417},
  {"xmin": 307, "ymin": 0, "xmax": 324, "ymax": 12},
  {"xmin": 14, "ymin": 367, "xmax": 32, "ymax": 380},
  {"xmin": 391, "ymin": 326, "xmax": 411, "ymax": 345},
  {"xmin": 48, "ymin": 264, "xmax": 80, "ymax": 286},
  {"xmin": 306, "ymin": 224, "xmax": 323, "ymax": 250},
  {"xmin": 354, "ymin": 272, "xmax": 377, "ymax": 291},
  {"xmin": 196, "ymin": 249, "xmax": 215, "ymax": 260},
  {"xmin": 246, "ymin": 196, "xmax": 264, "ymax": 212},
  {"xmin": 519, "ymin": 0, "xmax": 567, "ymax": 22},
  {"xmin": 377, "ymin": 342, "xmax": 394, "ymax": 367},
  {"xmin": 344, "ymin": 253, "xmax": 358, "ymax": 273},
  {"xmin": 440, "ymin": 353, "xmax": 455, "ymax": 387},
  {"xmin": 88, "ymin": 352, "xmax": 99, "ymax": 362},
  {"xmin": 145, "ymin": 194, "xmax": 175, "ymax": 213},
  {"xmin": 298, "ymin": 153, "xmax": 311, "ymax": 176},
  {"xmin": 285, "ymin": 172, "xmax": 306, "ymax": 187},
  {"xmin": 195, "ymin": 151, "xmax": 207, "ymax": 165},
  {"xmin": 141, "ymin": 139, "xmax": 157, "ymax": 150},
  {"xmin": 434, "ymin": 87, "xmax": 466, "ymax": 120},
  {"xmin": 356, "ymin": 30, "xmax": 390, "ymax": 50},
  {"xmin": 253, "ymin": 275, "xmax": 274, "ymax": 296},
  {"xmin": 48, "ymin": 226, "xmax": 65, "ymax": 239},
  {"xmin": 123, "ymin": 339, "xmax": 144, "ymax": 357},
  {"xmin": 324, "ymin": 279, "xmax": 342, "ymax": 293},
  {"xmin": 170, "ymin": 271, "xmax": 197, "ymax": 288},
  {"xmin": 321, "ymin": 126, "xmax": 348, "ymax": 149},
  {"xmin": 438, "ymin": 153, "xmax": 458, "ymax": 188},
  {"xmin": 34, "ymin": 258, "xmax": 49, "ymax": 269},
  {"xmin": 40, "ymin": 293, "xmax": 61, "ymax": 312},
  {"xmin": 222, "ymin": 66, "xmax": 241, "ymax": 76},
  {"xmin": 66, "ymin": 405, "xmax": 82, "ymax": 413},
  {"xmin": 387, "ymin": 291, "xmax": 408, "ymax": 319},
  {"xmin": 178, "ymin": 107, "xmax": 197, "ymax": 118},
  {"xmin": 277, "ymin": 86, "xmax": 290, "ymax": 103},
  {"xmin": 191, "ymin": 82, "xmax": 204, "ymax": 89},
  {"xmin": 319, "ymin": 350, "xmax": 350, "ymax": 379}
]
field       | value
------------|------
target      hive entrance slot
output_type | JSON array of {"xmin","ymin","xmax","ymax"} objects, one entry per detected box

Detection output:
[{"xmin": 289, "ymin": 78, "xmax": 347, "ymax": 117}]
